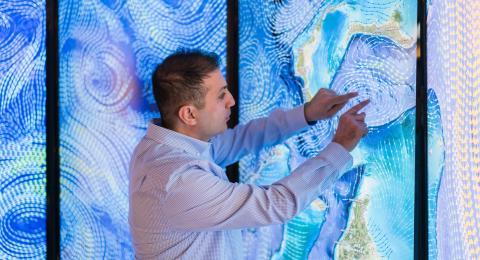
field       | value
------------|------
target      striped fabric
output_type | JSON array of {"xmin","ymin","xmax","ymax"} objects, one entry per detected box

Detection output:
[{"xmin": 128, "ymin": 106, "xmax": 353, "ymax": 259}]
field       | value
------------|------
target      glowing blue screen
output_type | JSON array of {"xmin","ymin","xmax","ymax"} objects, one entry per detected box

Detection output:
[
  {"xmin": 239, "ymin": 1, "xmax": 417, "ymax": 258},
  {"xmin": 427, "ymin": 0, "xmax": 480, "ymax": 258},
  {"xmin": 0, "ymin": 0, "xmax": 46, "ymax": 258},
  {"xmin": 58, "ymin": 0, "xmax": 226, "ymax": 257}
]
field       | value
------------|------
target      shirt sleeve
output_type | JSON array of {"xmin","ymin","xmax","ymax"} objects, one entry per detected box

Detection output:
[
  {"xmin": 163, "ymin": 142, "xmax": 352, "ymax": 232},
  {"xmin": 210, "ymin": 105, "xmax": 310, "ymax": 168}
]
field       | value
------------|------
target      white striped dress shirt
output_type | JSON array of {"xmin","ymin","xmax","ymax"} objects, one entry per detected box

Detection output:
[{"xmin": 128, "ymin": 105, "xmax": 352, "ymax": 259}]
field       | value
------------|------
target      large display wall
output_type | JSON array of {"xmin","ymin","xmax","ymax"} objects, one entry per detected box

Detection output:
[
  {"xmin": 58, "ymin": 0, "xmax": 226, "ymax": 257},
  {"xmin": 427, "ymin": 0, "xmax": 480, "ymax": 259},
  {"xmin": 239, "ymin": 1, "xmax": 417, "ymax": 259},
  {"xmin": 2, "ymin": 0, "xmax": 480, "ymax": 259},
  {"xmin": 0, "ymin": 0, "xmax": 47, "ymax": 258}
]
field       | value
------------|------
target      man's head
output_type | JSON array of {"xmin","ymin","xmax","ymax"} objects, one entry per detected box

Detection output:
[{"xmin": 152, "ymin": 50, "xmax": 235, "ymax": 141}]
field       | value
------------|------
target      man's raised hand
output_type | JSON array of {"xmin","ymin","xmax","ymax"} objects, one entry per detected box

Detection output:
[
  {"xmin": 332, "ymin": 100, "xmax": 370, "ymax": 152},
  {"xmin": 304, "ymin": 88, "xmax": 358, "ymax": 122}
]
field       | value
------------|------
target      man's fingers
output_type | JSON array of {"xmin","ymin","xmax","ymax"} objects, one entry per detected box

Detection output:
[
  {"xmin": 362, "ymin": 128, "xmax": 369, "ymax": 137},
  {"xmin": 331, "ymin": 92, "xmax": 358, "ymax": 104},
  {"xmin": 356, "ymin": 120, "xmax": 369, "ymax": 137},
  {"xmin": 347, "ymin": 99, "xmax": 370, "ymax": 114},
  {"xmin": 327, "ymin": 102, "xmax": 348, "ymax": 116},
  {"xmin": 319, "ymin": 88, "xmax": 336, "ymax": 95},
  {"xmin": 362, "ymin": 123, "xmax": 369, "ymax": 137},
  {"xmin": 354, "ymin": 112, "xmax": 366, "ymax": 121}
]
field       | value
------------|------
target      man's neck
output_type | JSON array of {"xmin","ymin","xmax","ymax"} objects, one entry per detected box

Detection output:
[{"xmin": 167, "ymin": 123, "xmax": 209, "ymax": 142}]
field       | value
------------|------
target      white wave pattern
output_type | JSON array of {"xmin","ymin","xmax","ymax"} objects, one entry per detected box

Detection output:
[
  {"xmin": 239, "ymin": 0, "xmax": 417, "ymax": 259},
  {"xmin": 0, "ymin": 0, "xmax": 46, "ymax": 258},
  {"xmin": 428, "ymin": 0, "xmax": 480, "ymax": 258},
  {"xmin": 58, "ymin": 0, "xmax": 226, "ymax": 258}
]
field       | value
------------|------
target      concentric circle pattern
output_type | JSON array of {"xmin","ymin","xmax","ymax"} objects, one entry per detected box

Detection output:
[
  {"xmin": 239, "ymin": 0, "xmax": 417, "ymax": 259},
  {"xmin": 58, "ymin": 0, "xmax": 226, "ymax": 257},
  {"xmin": 0, "ymin": 0, "xmax": 46, "ymax": 258}
]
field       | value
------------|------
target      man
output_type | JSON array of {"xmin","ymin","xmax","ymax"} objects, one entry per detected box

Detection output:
[{"xmin": 129, "ymin": 50, "xmax": 369, "ymax": 259}]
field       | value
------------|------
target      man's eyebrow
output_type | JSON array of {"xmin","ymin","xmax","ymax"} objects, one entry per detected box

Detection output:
[{"xmin": 218, "ymin": 85, "xmax": 228, "ymax": 93}]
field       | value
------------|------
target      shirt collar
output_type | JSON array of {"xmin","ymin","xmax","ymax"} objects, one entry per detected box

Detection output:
[{"xmin": 146, "ymin": 118, "xmax": 211, "ymax": 157}]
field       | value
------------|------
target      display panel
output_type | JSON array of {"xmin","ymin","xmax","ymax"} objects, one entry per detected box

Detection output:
[
  {"xmin": 0, "ymin": 0, "xmax": 47, "ymax": 258},
  {"xmin": 239, "ymin": 1, "xmax": 417, "ymax": 258},
  {"xmin": 58, "ymin": 0, "xmax": 226, "ymax": 257},
  {"xmin": 427, "ymin": 0, "xmax": 480, "ymax": 258}
]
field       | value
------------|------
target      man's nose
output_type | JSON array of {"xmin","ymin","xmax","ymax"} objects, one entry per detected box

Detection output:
[{"xmin": 227, "ymin": 93, "xmax": 236, "ymax": 108}]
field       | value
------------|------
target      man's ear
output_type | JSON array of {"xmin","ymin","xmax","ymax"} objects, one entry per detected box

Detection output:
[{"xmin": 177, "ymin": 105, "xmax": 198, "ymax": 126}]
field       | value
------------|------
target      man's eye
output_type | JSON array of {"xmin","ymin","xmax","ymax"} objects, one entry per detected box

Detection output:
[{"xmin": 219, "ymin": 93, "xmax": 226, "ymax": 99}]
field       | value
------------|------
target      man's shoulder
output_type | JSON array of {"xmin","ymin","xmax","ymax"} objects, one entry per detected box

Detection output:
[
  {"xmin": 131, "ymin": 137, "xmax": 199, "ymax": 170},
  {"xmin": 130, "ymin": 137, "xmax": 204, "ymax": 192}
]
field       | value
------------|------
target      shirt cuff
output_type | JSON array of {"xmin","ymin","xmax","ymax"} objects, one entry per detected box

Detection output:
[
  {"xmin": 284, "ymin": 105, "xmax": 310, "ymax": 130},
  {"xmin": 302, "ymin": 105, "xmax": 317, "ymax": 125},
  {"xmin": 316, "ymin": 142, "xmax": 353, "ymax": 174}
]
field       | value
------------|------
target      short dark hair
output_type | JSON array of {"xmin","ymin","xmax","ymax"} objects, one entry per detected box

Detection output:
[{"xmin": 152, "ymin": 49, "xmax": 220, "ymax": 128}]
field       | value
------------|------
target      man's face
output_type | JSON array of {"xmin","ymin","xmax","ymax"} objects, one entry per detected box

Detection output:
[{"xmin": 196, "ymin": 69, "xmax": 235, "ymax": 140}]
